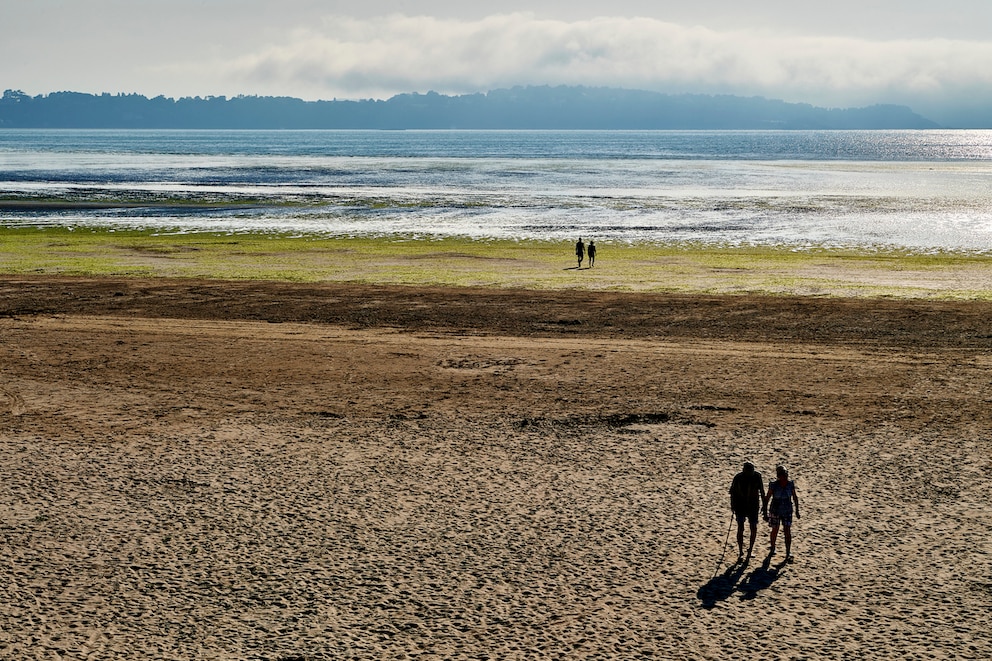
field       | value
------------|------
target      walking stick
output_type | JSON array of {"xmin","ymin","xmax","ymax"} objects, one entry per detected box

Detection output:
[{"xmin": 714, "ymin": 511, "xmax": 734, "ymax": 576}]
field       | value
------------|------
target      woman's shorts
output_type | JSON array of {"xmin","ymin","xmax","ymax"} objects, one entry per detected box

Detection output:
[{"xmin": 768, "ymin": 512, "xmax": 793, "ymax": 528}]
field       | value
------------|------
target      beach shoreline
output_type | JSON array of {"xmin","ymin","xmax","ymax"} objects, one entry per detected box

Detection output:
[
  {"xmin": 3, "ymin": 227, "xmax": 992, "ymax": 298},
  {"xmin": 2, "ymin": 274, "xmax": 991, "ymax": 658}
]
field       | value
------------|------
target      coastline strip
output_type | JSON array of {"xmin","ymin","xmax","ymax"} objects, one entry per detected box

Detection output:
[{"xmin": 2, "ymin": 227, "xmax": 992, "ymax": 299}]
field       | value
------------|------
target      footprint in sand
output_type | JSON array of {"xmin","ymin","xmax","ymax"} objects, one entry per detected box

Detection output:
[{"xmin": 0, "ymin": 388, "xmax": 26, "ymax": 416}]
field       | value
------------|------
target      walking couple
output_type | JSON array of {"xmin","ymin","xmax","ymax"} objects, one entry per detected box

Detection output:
[
  {"xmin": 729, "ymin": 462, "xmax": 801, "ymax": 562},
  {"xmin": 574, "ymin": 238, "xmax": 596, "ymax": 268}
]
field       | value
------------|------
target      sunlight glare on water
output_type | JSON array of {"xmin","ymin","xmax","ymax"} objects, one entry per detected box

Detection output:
[{"xmin": 2, "ymin": 129, "xmax": 992, "ymax": 252}]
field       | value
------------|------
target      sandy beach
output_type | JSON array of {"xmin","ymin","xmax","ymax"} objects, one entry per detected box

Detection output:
[{"xmin": 1, "ymin": 275, "xmax": 991, "ymax": 659}]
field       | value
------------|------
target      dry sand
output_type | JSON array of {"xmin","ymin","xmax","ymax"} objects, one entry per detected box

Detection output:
[{"xmin": 1, "ymin": 275, "xmax": 991, "ymax": 660}]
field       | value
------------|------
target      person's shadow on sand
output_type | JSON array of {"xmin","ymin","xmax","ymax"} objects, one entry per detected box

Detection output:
[
  {"xmin": 697, "ymin": 553, "xmax": 789, "ymax": 609},
  {"xmin": 737, "ymin": 553, "xmax": 788, "ymax": 601},
  {"xmin": 697, "ymin": 559, "xmax": 749, "ymax": 609}
]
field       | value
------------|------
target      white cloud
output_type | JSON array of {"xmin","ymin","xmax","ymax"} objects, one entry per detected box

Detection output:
[{"xmin": 175, "ymin": 12, "xmax": 992, "ymax": 114}]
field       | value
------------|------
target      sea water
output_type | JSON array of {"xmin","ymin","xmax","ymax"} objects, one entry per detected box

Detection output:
[{"xmin": 1, "ymin": 129, "xmax": 991, "ymax": 252}]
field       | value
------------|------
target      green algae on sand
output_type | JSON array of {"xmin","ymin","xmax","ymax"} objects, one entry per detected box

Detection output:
[{"xmin": 1, "ymin": 226, "xmax": 991, "ymax": 299}]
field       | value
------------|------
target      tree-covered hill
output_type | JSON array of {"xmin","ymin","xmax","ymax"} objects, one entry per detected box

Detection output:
[{"xmin": 0, "ymin": 86, "xmax": 940, "ymax": 129}]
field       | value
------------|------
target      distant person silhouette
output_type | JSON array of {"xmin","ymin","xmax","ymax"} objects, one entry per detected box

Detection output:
[
  {"xmin": 765, "ymin": 465, "xmax": 801, "ymax": 562},
  {"xmin": 575, "ymin": 238, "xmax": 585, "ymax": 268},
  {"xmin": 587, "ymin": 241, "xmax": 596, "ymax": 267},
  {"xmin": 730, "ymin": 461, "xmax": 767, "ymax": 560}
]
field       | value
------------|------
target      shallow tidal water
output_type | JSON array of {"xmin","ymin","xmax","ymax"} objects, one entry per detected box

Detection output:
[{"xmin": 2, "ymin": 129, "xmax": 992, "ymax": 253}]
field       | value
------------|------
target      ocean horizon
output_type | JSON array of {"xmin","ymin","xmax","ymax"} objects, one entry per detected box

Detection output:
[{"xmin": 2, "ymin": 128, "xmax": 992, "ymax": 253}]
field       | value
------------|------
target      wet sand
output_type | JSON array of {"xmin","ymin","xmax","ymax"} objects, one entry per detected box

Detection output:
[{"xmin": 1, "ymin": 275, "xmax": 991, "ymax": 659}]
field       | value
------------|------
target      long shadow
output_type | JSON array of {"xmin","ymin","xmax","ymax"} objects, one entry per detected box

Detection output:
[
  {"xmin": 737, "ymin": 553, "xmax": 789, "ymax": 601},
  {"xmin": 697, "ymin": 557, "xmax": 749, "ymax": 609}
]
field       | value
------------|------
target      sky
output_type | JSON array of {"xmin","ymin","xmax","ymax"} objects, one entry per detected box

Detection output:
[{"xmin": 4, "ymin": 0, "xmax": 992, "ymax": 127}]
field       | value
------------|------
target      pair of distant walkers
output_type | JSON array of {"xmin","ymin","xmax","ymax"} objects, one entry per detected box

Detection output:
[
  {"xmin": 729, "ymin": 462, "xmax": 801, "ymax": 562},
  {"xmin": 575, "ymin": 238, "xmax": 596, "ymax": 268}
]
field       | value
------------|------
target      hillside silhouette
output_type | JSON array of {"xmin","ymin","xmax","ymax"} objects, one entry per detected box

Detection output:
[{"xmin": 0, "ymin": 86, "xmax": 939, "ymax": 130}]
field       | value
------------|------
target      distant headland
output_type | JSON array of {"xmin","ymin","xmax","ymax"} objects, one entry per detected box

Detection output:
[{"xmin": 0, "ymin": 85, "xmax": 939, "ymax": 130}]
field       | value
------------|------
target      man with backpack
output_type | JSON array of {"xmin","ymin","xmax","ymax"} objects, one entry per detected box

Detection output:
[{"xmin": 729, "ymin": 461, "xmax": 767, "ymax": 561}]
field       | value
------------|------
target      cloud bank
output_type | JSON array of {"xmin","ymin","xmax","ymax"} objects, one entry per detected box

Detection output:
[{"xmin": 179, "ymin": 13, "xmax": 992, "ymax": 122}]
